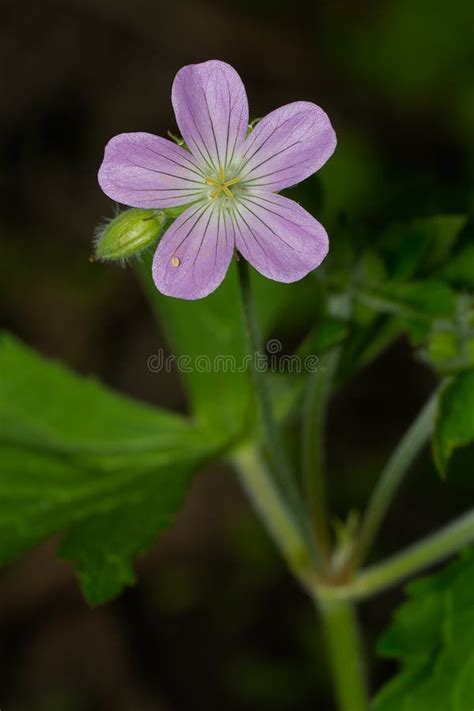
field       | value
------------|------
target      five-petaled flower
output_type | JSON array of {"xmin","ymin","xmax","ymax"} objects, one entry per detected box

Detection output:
[{"xmin": 98, "ymin": 60, "xmax": 337, "ymax": 300}]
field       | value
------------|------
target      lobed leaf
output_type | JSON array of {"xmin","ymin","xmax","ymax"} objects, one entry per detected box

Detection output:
[
  {"xmin": 433, "ymin": 370, "xmax": 474, "ymax": 475},
  {"xmin": 373, "ymin": 549, "xmax": 474, "ymax": 710},
  {"xmin": 0, "ymin": 333, "xmax": 219, "ymax": 603}
]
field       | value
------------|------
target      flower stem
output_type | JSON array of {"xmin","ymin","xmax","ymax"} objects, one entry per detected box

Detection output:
[
  {"xmin": 348, "ymin": 509, "xmax": 474, "ymax": 599},
  {"xmin": 236, "ymin": 259, "xmax": 324, "ymax": 567},
  {"xmin": 231, "ymin": 444, "xmax": 316, "ymax": 587},
  {"xmin": 352, "ymin": 389, "xmax": 439, "ymax": 569},
  {"xmin": 302, "ymin": 348, "xmax": 339, "ymax": 555},
  {"xmin": 317, "ymin": 597, "xmax": 369, "ymax": 711}
]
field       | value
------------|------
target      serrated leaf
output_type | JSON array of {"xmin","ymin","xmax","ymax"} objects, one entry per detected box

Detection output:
[
  {"xmin": 433, "ymin": 371, "xmax": 474, "ymax": 475},
  {"xmin": 373, "ymin": 549, "xmax": 474, "ymax": 710},
  {"xmin": 0, "ymin": 333, "xmax": 218, "ymax": 603}
]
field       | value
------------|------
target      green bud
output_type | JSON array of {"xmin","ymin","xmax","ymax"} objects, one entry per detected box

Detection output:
[
  {"xmin": 94, "ymin": 209, "xmax": 166, "ymax": 262},
  {"xmin": 247, "ymin": 117, "xmax": 261, "ymax": 136}
]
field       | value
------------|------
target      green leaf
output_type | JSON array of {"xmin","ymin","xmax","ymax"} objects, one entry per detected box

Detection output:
[
  {"xmin": 0, "ymin": 333, "xmax": 218, "ymax": 603},
  {"xmin": 137, "ymin": 255, "xmax": 320, "ymax": 441},
  {"xmin": 299, "ymin": 317, "xmax": 349, "ymax": 357},
  {"xmin": 381, "ymin": 215, "xmax": 467, "ymax": 279},
  {"xmin": 433, "ymin": 371, "xmax": 474, "ymax": 475},
  {"xmin": 353, "ymin": 250, "xmax": 388, "ymax": 326},
  {"xmin": 363, "ymin": 280, "xmax": 457, "ymax": 321},
  {"xmin": 418, "ymin": 215, "xmax": 468, "ymax": 272},
  {"xmin": 439, "ymin": 243, "xmax": 474, "ymax": 289},
  {"xmin": 384, "ymin": 224, "xmax": 432, "ymax": 280},
  {"xmin": 373, "ymin": 549, "xmax": 474, "ymax": 710},
  {"xmin": 138, "ymin": 257, "xmax": 254, "ymax": 439}
]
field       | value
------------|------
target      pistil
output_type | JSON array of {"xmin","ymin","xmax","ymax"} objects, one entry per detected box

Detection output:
[{"xmin": 205, "ymin": 169, "xmax": 240, "ymax": 200}]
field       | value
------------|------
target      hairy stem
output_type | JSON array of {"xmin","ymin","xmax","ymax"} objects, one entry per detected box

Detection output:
[
  {"xmin": 351, "ymin": 509, "xmax": 474, "ymax": 599},
  {"xmin": 317, "ymin": 597, "xmax": 369, "ymax": 711},
  {"xmin": 352, "ymin": 390, "xmax": 439, "ymax": 568},
  {"xmin": 302, "ymin": 349, "xmax": 339, "ymax": 555},
  {"xmin": 318, "ymin": 509, "xmax": 474, "ymax": 601},
  {"xmin": 231, "ymin": 445, "xmax": 316, "ymax": 587},
  {"xmin": 236, "ymin": 259, "xmax": 324, "ymax": 567},
  {"xmin": 232, "ymin": 444, "xmax": 372, "ymax": 711}
]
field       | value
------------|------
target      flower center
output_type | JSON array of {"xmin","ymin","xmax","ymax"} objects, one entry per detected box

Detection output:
[{"xmin": 205, "ymin": 166, "xmax": 240, "ymax": 200}]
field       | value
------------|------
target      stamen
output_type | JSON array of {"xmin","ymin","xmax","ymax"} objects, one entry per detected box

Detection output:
[
  {"xmin": 171, "ymin": 256, "xmax": 181, "ymax": 267},
  {"xmin": 205, "ymin": 172, "xmax": 240, "ymax": 200}
]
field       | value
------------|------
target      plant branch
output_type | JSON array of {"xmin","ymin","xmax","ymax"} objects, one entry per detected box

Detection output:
[
  {"xmin": 319, "ymin": 509, "xmax": 474, "ymax": 601},
  {"xmin": 231, "ymin": 444, "xmax": 317, "ymax": 587},
  {"xmin": 301, "ymin": 348, "xmax": 339, "ymax": 555},
  {"xmin": 352, "ymin": 389, "xmax": 439, "ymax": 569},
  {"xmin": 236, "ymin": 259, "xmax": 325, "ymax": 568}
]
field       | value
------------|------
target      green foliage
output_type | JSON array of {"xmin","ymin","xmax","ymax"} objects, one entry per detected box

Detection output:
[
  {"xmin": 440, "ymin": 243, "xmax": 474, "ymax": 289},
  {"xmin": 138, "ymin": 254, "xmax": 321, "ymax": 440},
  {"xmin": 433, "ymin": 371, "xmax": 474, "ymax": 476},
  {"xmin": 373, "ymin": 550, "xmax": 474, "ymax": 710},
  {"xmin": 382, "ymin": 216, "xmax": 467, "ymax": 279},
  {"xmin": 138, "ymin": 256, "xmax": 253, "ymax": 439},
  {"xmin": 369, "ymin": 280, "xmax": 457, "ymax": 321},
  {"xmin": 0, "ymin": 333, "xmax": 219, "ymax": 603},
  {"xmin": 332, "ymin": 214, "xmax": 469, "ymax": 379},
  {"xmin": 299, "ymin": 317, "xmax": 349, "ymax": 357},
  {"xmin": 2, "ymin": 201, "xmax": 471, "ymax": 607},
  {"xmin": 334, "ymin": 0, "xmax": 474, "ymax": 105},
  {"xmin": 425, "ymin": 331, "xmax": 460, "ymax": 367}
]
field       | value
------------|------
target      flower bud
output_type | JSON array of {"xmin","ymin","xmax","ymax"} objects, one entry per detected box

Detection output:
[{"xmin": 94, "ymin": 209, "xmax": 166, "ymax": 262}]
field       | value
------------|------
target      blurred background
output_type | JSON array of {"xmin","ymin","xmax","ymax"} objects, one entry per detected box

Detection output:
[{"xmin": 1, "ymin": 0, "xmax": 474, "ymax": 708}]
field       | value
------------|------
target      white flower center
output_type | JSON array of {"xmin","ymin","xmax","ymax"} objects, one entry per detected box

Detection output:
[{"xmin": 204, "ymin": 166, "xmax": 241, "ymax": 200}]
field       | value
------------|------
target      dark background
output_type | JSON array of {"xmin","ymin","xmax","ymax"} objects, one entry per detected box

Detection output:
[{"xmin": 1, "ymin": 0, "xmax": 473, "ymax": 709}]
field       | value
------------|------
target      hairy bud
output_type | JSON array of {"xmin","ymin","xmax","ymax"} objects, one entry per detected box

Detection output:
[{"xmin": 94, "ymin": 209, "xmax": 166, "ymax": 262}]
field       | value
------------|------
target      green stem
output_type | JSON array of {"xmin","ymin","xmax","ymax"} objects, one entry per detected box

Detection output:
[
  {"xmin": 236, "ymin": 259, "xmax": 324, "ymax": 567},
  {"xmin": 302, "ymin": 349, "xmax": 339, "ymax": 555},
  {"xmin": 317, "ymin": 597, "xmax": 369, "ymax": 711},
  {"xmin": 352, "ymin": 390, "xmax": 439, "ymax": 569},
  {"xmin": 319, "ymin": 509, "xmax": 474, "ymax": 601},
  {"xmin": 231, "ymin": 445, "xmax": 316, "ymax": 587},
  {"xmin": 236, "ymin": 260, "xmax": 297, "ymax": 499},
  {"xmin": 351, "ymin": 509, "xmax": 474, "ymax": 599}
]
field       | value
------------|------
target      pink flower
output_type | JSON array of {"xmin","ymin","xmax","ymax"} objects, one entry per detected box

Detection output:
[{"xmin": 98, "ymin": 60, "xmax": 336, "ymax": 300}]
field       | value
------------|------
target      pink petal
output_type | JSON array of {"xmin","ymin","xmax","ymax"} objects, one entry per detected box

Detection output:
[
  {"xmin": 172, "ymin": 60, "xmax": 249, "ymax": 175},
  {"xmin": 232, "ymin": 191, "xmax": 329, "ymax": 282},
  {"xmin": 152, "ymin": 201, "xmax": 235, "ymax": 299},
  {"xmin": 237, "ymin": 101, "xmax": 336, "ymax": 191},
  {"xmin": 98, "ymin": 132, "xmax": 206, "ymax": 208}
]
